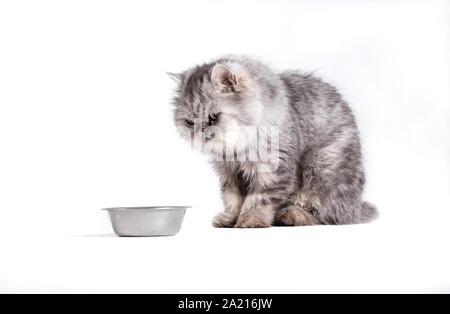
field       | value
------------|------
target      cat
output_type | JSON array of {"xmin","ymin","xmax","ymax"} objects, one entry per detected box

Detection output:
[{"xmin": 169, "ymin": 55, "xmax": 377, "ymax": 228}]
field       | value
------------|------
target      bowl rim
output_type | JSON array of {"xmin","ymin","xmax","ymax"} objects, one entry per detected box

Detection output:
[{"xmin": 102, "ymin": 206, "xmax": 191, "ymax": 211}]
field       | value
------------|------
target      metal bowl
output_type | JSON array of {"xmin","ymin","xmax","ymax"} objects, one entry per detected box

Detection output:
[{"xmin": 103, "ymin": 206, "xmax": 189, "ymax": 237}]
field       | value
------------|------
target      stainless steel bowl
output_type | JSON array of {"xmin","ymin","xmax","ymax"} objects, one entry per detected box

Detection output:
[{"xmin": 103, "ymin": 206, "xmax": 189, "ymax": 237}]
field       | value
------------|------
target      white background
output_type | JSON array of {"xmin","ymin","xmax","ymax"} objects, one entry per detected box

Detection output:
[{"xmin": 0, "ymin": 0, "xmax": 449, "ymax": 293}]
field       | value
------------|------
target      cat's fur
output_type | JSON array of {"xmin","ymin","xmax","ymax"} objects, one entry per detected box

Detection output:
[{"xmin": 170, "ymin": 55, "xmax": 377, "ymax": 228}]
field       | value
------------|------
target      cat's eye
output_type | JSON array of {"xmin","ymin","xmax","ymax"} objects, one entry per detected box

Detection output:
[
  {"xmin": 209, "ymin": 113, "xmax": 221, "ymax": 122},
  {"xmin": 185, "ymin": 119, "xmax": 194, "ymax": 126}
]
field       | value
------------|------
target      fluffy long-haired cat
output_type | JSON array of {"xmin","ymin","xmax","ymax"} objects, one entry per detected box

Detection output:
[{"xmin": 169, "ymin": 55, "xmax": 377, "ymax": 228}]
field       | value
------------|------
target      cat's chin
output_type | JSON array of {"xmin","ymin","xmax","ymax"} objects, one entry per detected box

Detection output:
[
  {"xmin": 183, "ymin": 136, "xmax": 222, "ymax": 155},
  {"xmin": 200, "ymin": 139, "xmax": 225, "ymax": 156},
  {"xmin": 193, "ymin": 139, "xmax": 248, "ymax": 162}
]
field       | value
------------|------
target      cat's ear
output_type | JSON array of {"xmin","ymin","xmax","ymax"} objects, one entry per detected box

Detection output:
[
  {"xmin": 211, "ymin": 64, "xmax": 238, "ymax": 93},
  {"xmin": 167, "ymin": 72, "xmax": 183, "ymax": 83}
]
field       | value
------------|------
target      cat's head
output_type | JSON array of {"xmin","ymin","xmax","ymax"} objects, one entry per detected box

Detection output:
[{"xmin": 169, "ymin": 61, "xmax": 262, "ymax": 155}]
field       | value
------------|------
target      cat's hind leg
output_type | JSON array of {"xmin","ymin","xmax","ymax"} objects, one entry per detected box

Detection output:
[
  {"xmin": 273, "ymin": 205, "xmax": 321, "ymax": 226},
  {"xmin": 299, "ymin": 138, "xmax": 378, "ymax": 225}
]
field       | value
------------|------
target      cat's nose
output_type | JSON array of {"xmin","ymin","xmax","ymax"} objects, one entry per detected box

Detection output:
[{"xmin": 204, "ymin": 132, "xmax": 215, "ymax": 141}]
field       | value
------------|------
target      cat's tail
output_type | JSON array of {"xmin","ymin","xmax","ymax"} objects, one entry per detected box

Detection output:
[{"xmin": 362, "ymin": 201, "xmax": 378, "ymax": 222}]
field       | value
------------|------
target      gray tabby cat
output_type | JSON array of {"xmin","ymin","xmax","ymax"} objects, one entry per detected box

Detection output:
[{"xmin": 169, "ymin": 55, "xmax": 377, "ymax": 228}]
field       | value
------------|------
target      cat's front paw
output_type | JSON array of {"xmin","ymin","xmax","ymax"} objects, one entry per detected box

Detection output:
[
  {"xmin": 234, "ymin": 212, "xmax": 270, "ymax": 228},
  {"xmin": 212, "ymin": 212, "xmax": 237, "ymax": 228}
]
